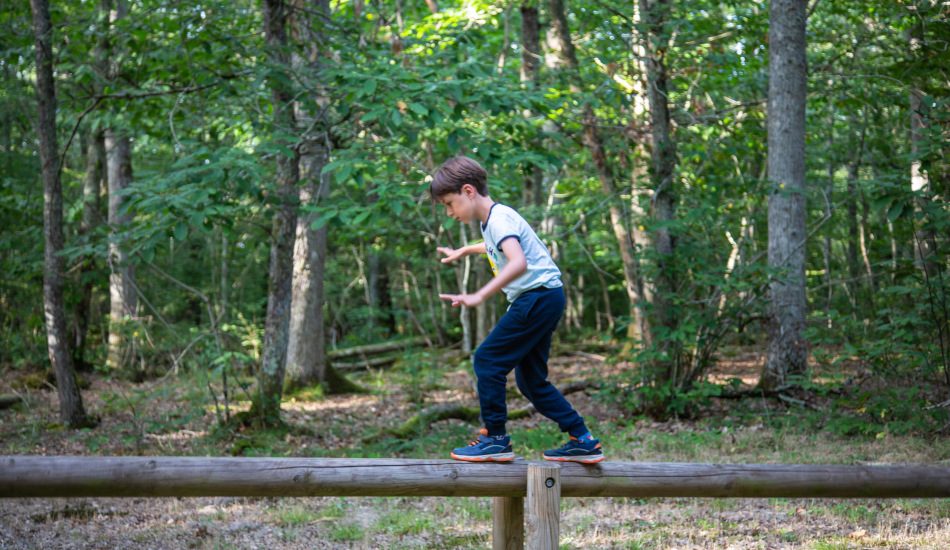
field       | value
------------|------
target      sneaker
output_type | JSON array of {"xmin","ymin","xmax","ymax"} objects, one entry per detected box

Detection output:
[
  {"xmin": 543, "ymin": 436, "xmax": 605, "ymax": 464},
  {"xmin": 450, "ymin": 428, "xmax": 515, "ymax": 462}
]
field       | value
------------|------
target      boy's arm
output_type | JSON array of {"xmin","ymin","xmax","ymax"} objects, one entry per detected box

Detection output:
[
  {"xmin": 440, "ymin": 238, "xmax": 527, "ymax": 307},
  {"xmin": 437, "ymin": 242, "xmax": 487, "ymax": 264}
]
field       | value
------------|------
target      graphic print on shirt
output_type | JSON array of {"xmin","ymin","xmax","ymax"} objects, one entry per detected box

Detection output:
[{"xmin": 485, "ymin": 243, "xmax": 499, "ymax": 276}]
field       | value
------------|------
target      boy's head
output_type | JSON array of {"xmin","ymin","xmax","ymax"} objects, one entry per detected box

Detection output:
[
  {"xmin": 429, "ymin": 156, "xmax": 488, "ymax": 200},
  {"xmin": 430, "ymin": 156, "xmax": 489, "ymax": 224}
]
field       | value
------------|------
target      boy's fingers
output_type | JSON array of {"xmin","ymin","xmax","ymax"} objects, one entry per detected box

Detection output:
[{"xmin": 439, "ymin": 294, "xmax": 461, "ymax": 307}]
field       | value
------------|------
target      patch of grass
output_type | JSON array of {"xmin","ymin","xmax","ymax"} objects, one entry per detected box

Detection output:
[
  {"xmin": 456, "ymin": 498, "xmax": 492, "ymax": 522},
  {"xmin": 777, "ymin": 529, "xmax": 799, "ymax": 543},
  {"xmin": 329, "ymin": 522, "xmax": 364, "ymax": 542},
  {"xmin": 827, "ymin": 502, "xmax": 880, "ymax": 523},
  {"xmin": 269, "ymin": 504, "xmax": 321, "ymax": 526},
  {"xmin": 435, "ymin": 532, "xmax": 489, "ymax": 548},
  {"xmin": 319, "ymin": 500, "xmax": 349, "ymax": 519},
  {"xmin": 811, "ymin": 540, "xmax": 851, "ymax": 550},
  {"xmin": 284, "ymin": 383, "xmax": 325, "ymax": 402},
  {"xmin": 278, "ymin": 526, "xmax": 298, "ymax": 542},
  {"xmin": 375, "ymin": 509, "xmax": 434, "ymax": 536}
]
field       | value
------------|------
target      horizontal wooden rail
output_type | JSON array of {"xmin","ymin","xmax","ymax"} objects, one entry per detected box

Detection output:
[{"xmin": 3, "ymin": 456, "xmax": 950, "ymax": 499}]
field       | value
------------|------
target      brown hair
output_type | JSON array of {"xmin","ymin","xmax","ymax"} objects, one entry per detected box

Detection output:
[{"xmin": 430, "ymin": 156, "xmax": 488, "ymax": 199}]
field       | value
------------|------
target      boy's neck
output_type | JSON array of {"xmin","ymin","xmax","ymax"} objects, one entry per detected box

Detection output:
[{"xmin": 474, "ymin": 194, "xmax": 495, "ymax": 225}]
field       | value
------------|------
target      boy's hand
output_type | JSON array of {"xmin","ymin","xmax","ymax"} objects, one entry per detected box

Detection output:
[
  {"xmin": 437, "ymin": 246, "xmax": 464, "ymax": 264},
  {"xmin": 439, "ymin": 293, "xmax": 484, "ymax": 308}
]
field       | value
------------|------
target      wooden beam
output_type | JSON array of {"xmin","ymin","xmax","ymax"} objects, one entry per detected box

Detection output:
[{"xmin": 2, "ymin": 457, "xmax": 950, "ymax": 499}]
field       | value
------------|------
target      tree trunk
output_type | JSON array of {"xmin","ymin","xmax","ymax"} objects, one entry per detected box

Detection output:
[
  {"xmin": 72, "ymin": 130, "xmax": 105, "ymax": 370},
  {"xmin": 30, "ymin": 0, "xmax": 92, "ymax": 428},
  {"xmin": 845, "ymin": 112, "xmax": 868, "ymax": 314},
  {"xmin": 460, "ymin": 222, "xmax": 474, "ymax": 354},
  {"xmin": 251, "ymin": 0, "xmax": 299, "ymax": 426},
  {"xmin": 285, "ymin": 139, "xmax": 330, "ymax": 390},
  {"xmin": 72, "ymin": 1, "xmax": 110, "ymax": 370},
  {"xmin": 520, "ymin": 2, "xmax": 544, "ymax": 212},
  {"xmin": 761, "ymin": 0, "xmax": 808, "ymax": 391},
  {"xmin": 475, "ymin": 259, "xmax": 491, "ymax": 346},
  {"xmin": 104, "ymin": 0, "xmax": 139, "ymax": 380},
  {"xmin": 368, "ymin": 250, "xmax": 396, "ymax": 335},
  {"xmin": 546, "ymin": 0, "xmax": 651, "ymax": 346},
  {"xmin": 822, "ymin": 99, "xmax": 834, "ymax": 324},
  {"xmin": 637, "ymin": 0, "xmax": 678, "ymax": 378},
  {"xmin": 910, "ymin": 89, "xmax": 937, "ymax": 278},
  {"xmin": 104, "ymin": 130, "xmax": 138, "ymax": 379},
  {"xmin": 284, "ymin": 0, "xmax": 355, "ymax": 393}
]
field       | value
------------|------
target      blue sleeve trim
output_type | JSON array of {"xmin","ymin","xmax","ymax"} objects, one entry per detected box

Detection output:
[{"xmin": 496, "ymin": 234, "xmax": 521, "ymax": 248}]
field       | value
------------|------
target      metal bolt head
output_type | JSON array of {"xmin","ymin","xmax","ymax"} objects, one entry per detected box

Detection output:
[{"xmin": 545, "ymin": 477, "xmax": 555, "ymax": 488}]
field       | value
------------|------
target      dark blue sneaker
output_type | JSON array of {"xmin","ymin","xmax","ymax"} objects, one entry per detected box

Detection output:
[
  {"xmin": 543, "ymin": 436, "xmax": 605, "ymax": 464},
  {"xmin": 450, "ymin": 428, "xmax": 515, "ymax": 462}
]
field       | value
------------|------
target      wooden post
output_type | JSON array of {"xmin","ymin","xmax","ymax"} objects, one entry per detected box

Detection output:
[
  {"xmin": 526, "ymin": 463, "xmax": 559, "ymax": 550},
  {"xmin": 493, "ymin": 496, "xmax": 524, "ymax": 550}
]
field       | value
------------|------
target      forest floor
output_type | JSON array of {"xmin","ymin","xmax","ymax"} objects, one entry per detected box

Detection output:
[{"xmin": 1, "ymin": 344, "xmax": 949, "ymax": 549}]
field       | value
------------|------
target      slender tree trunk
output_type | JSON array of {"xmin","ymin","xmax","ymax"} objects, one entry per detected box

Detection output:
[
  {"xmin": 546, "ymin": 0, "xmax": 651, "ymax": 346},
  {"xmin": 72, "ymin": 1, "xmax": 110, "ymax": 369},
  {"xmin": 30, "ymin": 0, "xmax": 92, "ymax": 428},
  {"xmin": 460, "ymin": 222, "xmax": 474, "ymax": 354},
  {"xmin": 72, "ymin": 131, "xmax": 105, "ymax": 370},
  {"xmin": 761, "ymin": 0, "xmax": 808, "ymax": 390},
  {"xmin": 846, "ymin": 161, "xmax": 861, "ymax": 309},
  {"xmin": 822, "ymin": 99, "xmax": 834, "ymax": 324},
  {"xmin": 368, "ymin": 250, "xmax": 396, "ymax": 335},
  {"xmin": 251, "ymin": 0, "xmax": 299, "ymax": 426},
  {"xmin": 858, "ymin": 190, "xmax": 876, "ymax": 295},
  {"xmin": 637, "ymin": 0, "xmax": 678, "ymax": 379},
  {"xmin": 105, "ymin": 130, "xmax": 138, "ymax": 379},
  {"xmin": 520, "ymin": 2, "xmax": 544, "ymax": 212},
  {"xmin": 910, "ymin": 89, "xmax": 937, "ymax": 278},
  {"xmin": 846, "ymin": 113, "xmax": 868, "ymax": 314},
  {"xmin": 104, "ymin": 0, "xmax": 138, "ymax": 380}
]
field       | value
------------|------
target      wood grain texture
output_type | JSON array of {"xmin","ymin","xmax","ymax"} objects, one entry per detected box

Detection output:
[
  {"xmin": 2, "ymin": 457, "xmax": 949, "ymax": 499},
  {"xmin": 493, "ymin": 496, "xmax": 524, "ymax": 550},
  {"xmin": 526, "ymin": 463, "xmax": 559, "ymax": 550}
]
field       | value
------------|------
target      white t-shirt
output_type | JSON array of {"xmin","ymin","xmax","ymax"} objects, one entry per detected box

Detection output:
[{"xmin": 480, "ymin": 203, "xmax": 563, "ymax": 303}]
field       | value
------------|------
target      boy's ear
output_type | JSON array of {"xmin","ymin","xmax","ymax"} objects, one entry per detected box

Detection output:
[{"xmin": 461, "ymin": 183, "xmax": 476, "ymax": 197}]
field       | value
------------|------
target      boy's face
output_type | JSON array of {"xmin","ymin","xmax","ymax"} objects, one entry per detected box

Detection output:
[{"xmin": 438, "ymin": 185, "xmax": 477, "ymax": 224}]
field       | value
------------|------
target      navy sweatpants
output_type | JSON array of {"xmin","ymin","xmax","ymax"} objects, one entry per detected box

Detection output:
[{"xmin": 473, "ymin": 286, "xmax": 588, "ymax": 437}]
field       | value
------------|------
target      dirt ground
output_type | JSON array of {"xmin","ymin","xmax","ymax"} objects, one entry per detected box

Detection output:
[{"xmin": 2, "ymin": 348, "xmax": 949, "ymax": 549}]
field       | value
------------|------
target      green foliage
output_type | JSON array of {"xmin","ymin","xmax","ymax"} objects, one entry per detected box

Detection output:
[{"xmin": 2, "ymin": 0, "xmax": 947, "ymax": 428}]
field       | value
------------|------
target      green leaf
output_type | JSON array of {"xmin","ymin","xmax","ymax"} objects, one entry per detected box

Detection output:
[{"xmin": 174, "ymin": 222, "xmax": 188, "ymax": 241}]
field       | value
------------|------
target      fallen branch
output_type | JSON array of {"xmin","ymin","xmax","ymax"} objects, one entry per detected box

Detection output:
[
  {"xmin": 777, "ymin": 393, "xmax": 821, "ymax": 411},
  {"xmin": 327, "ymin": 337, "xmax": 427, "ymax": 360},
  {"xmin": 715, "ymin": 385, "xmax": 822, "ymax": 411},
  {"xmin": 332, "ymin": 355, "xmax": 399, "ymax": 372},
  {"xmin": 0, "ymin": 395, "xmax": 23, "ymax": 410}
]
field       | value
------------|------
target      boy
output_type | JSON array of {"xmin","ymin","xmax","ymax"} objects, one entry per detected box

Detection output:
[{"xmin": 431, "ymin": 155, "xmax": 604, "ymax": 464}]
